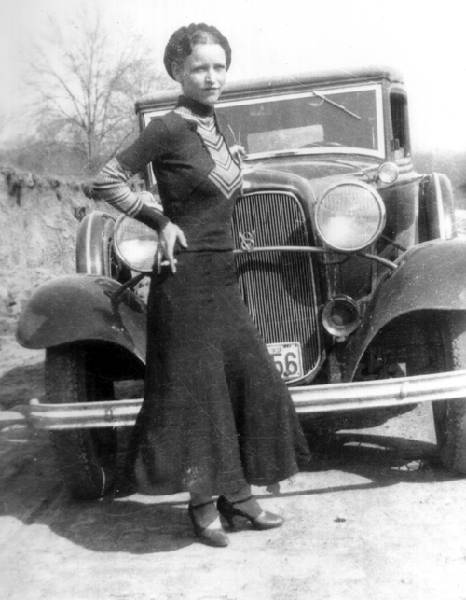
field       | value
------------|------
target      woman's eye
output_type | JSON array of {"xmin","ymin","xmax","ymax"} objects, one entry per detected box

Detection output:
[{"xmin": 191, "ymin": 64, "xmax": 225, "ymax": 74}]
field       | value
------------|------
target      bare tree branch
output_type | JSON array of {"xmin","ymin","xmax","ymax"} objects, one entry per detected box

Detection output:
[{"xmin": 23, "ymin": 8, "xmax": 174, "ymax": 175}]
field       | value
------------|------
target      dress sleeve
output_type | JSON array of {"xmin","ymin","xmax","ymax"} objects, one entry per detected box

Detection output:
[
  {"xmin": 92, "ymin": 118, "xmax": 170, "ymax": 230},
  {"xmin": 116, "ymin": 117, "xmax": 168, "ymax": 172}
]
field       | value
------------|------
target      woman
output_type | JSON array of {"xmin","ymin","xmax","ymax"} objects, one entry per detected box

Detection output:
[{"xmin": 93, "ymin": 23, "xmax": 309, "ymax": 547}]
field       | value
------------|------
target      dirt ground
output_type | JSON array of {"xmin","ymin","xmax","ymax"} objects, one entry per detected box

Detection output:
[{"xmin": 1, "ymin": 338, "xmax": 466, "ymax": 600}]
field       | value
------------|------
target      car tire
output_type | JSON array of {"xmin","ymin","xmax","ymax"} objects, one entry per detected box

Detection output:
[
  {"xmin": 431, "ymin": 313, "xmax": 466, "ymax": 474},
  {"xmin": 45, "ymin": 344, "xmax": 117, "ymax": 500}
]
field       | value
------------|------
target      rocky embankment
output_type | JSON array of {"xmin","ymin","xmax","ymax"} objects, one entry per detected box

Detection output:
[
  {"xmin": 0, "ymin": 167, "xmax": 98, "ymax": 338},
  {"xmin": 0, "ymin": 167, "xmax": 99, "ymax": 407}
]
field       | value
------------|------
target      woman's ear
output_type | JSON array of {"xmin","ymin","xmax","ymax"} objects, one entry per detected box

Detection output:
[{"xmin": 171, "ymin": 61, "xmax": 183, "ymax": 83}]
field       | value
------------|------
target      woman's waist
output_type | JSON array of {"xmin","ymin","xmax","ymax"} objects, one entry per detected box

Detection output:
[
  {"xmin": 173, "ymin": 249, "xmax": 236, "ymax": 268},
  {"xmin": 166, "ymin": 212, "xmax": 234, "ymax": 251},
  {"xmin": 155, "ymin": 249, "xmax": 238, "ymax": 288},
  {"xmin": 171, "ymin": 230, "xmax": 234, "ymax": 254}
]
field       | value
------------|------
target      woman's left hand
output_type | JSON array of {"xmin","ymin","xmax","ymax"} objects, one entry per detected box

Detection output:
[{"xmin": 159, "ymin": 222, "xmax": 187, "ymax": 273}]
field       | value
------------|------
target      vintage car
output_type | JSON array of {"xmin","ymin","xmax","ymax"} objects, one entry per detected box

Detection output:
[{"xmin": 13, "ymin": 66, "xmax": 466, "ymax": 500}]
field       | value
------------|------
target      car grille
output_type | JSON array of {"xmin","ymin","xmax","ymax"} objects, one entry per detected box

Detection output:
[{"xmin": 232, "ymin": 190, "xmax": 321, "ymax": 380}]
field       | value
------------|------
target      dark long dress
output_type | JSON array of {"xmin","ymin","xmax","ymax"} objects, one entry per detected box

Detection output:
[{"xmin": 118, "ymin": 96, "xmax": 309, "ymax": 496}]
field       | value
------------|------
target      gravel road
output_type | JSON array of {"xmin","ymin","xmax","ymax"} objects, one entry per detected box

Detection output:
[{"xmin": 1, "ymin": 343, "xmax": 466, "ymax": 600}]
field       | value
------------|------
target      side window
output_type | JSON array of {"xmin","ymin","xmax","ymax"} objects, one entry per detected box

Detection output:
[{"xmin": 390, "ymin": 92, "xmax": 411, "ymax": 159}]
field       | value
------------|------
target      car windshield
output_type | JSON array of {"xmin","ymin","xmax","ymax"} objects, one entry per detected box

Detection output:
[{"xmin": 216, "ymin": 84, "xmax": 384, "ymax": 158}]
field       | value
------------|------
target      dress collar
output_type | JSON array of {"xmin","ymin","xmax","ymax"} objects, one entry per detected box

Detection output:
[{"xmin": 176, "ymin": 95, "xmax": 214, "ymax": 118}]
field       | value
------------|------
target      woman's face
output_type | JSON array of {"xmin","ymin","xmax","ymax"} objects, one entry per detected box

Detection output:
[{"xmin": 173, "ymin": 43, "xmax": 227, "ymax": 106}]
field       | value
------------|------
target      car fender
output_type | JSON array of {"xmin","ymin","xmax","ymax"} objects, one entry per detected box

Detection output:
[
  {"xmin": 418, "ymin": 172, "xmax": 457, "ymax": 242},
  {"xmin": 344, "ymin": 238, "xmax": 466, "ymax": 379},
  {"xmin": 17, "ymin": 274, "xmax": 147, "ymax": 362}
]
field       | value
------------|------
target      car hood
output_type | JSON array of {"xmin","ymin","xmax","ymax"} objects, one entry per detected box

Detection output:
[{"xmin": 242, "ymin": 155, "xmax": 380, "ymax": 204}]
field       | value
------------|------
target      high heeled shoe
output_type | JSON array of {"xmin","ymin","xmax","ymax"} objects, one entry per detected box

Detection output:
[
  {"xmin": 217, "ymin": 495, "xmax": 284, "ymax": 530},
  {"xmin": 188, "ymin": 501, "xmax": 229, "ymax": 547}
]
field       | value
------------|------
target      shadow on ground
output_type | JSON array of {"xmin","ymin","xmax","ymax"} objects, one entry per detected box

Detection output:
[
  {"xmin": 286, "ymin": 430, "xmax": 453, "ymax": 497},
  {"xmin": 1, "ymin": 419, "xmax": 460, "ymax": 555}
]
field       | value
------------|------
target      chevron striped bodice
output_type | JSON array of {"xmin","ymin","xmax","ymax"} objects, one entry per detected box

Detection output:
[{"xmin": 174, "ymin": 105, "xmax": 242, "ymax": 199}]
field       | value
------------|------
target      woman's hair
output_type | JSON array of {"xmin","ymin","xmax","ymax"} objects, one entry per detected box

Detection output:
[{"xmin": 163, "ymin": 23, "xmax": 231, "ymax": 79}]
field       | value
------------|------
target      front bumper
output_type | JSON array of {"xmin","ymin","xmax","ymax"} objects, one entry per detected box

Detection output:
[{"xmin": 2, "ymin": 369, "xmax": 466, "ymax": 431}]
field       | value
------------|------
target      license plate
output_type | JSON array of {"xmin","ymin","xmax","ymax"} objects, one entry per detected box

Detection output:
[{"xmin": 267, "ymin": 342, "xmax": 303, "ymax": 381}]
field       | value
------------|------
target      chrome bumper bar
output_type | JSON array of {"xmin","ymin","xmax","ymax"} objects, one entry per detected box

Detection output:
[
  {"xmin": 3, "ymin": 369, "xmax": 466, "ymax": 431},
  {"xmin": 292, "ymin": 369, "xmax": 466, "ymax": 413}
]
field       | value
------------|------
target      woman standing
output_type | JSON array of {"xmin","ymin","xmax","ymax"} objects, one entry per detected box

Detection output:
[{"xmin": 93, "ymin": 23, "xmax": 309, "ymax": 547}]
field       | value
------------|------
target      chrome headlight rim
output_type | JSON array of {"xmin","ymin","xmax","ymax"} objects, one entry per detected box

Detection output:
[
  {"xmin": 314, "ymin": 180, "xmax": 386, "ymax": 253},
  {"xmin": 113, "ymin": 215, "xmax": 159, "ymax": 273}
]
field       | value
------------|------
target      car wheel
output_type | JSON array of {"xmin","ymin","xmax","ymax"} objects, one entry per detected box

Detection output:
[
  {"xmin": 405, "ymin": 313, "xmax": 466, "ymax": 474},
  {"xmin": 431, "ymin": 313, "xmax": 466, "ymax": 474},
  {"xmin": 45, "ymin": 344, "xmax": 117, "ymax": 499}
]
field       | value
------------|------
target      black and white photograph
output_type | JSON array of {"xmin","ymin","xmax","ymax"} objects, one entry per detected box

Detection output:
[{"xmin": 1, "ymin": 0, "xmax": 466, "ymax": 598}]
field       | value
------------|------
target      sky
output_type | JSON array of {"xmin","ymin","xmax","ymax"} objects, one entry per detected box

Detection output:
[{"xmin": 1, "ymin": 0, "xmax": 466, "ymax": 151}]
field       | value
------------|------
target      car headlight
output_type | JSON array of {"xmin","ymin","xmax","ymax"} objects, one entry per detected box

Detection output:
[
  {"xmin": 114, "ymin": 216, "xmax": 159, "ymax": 273},
  {"xmin": 314, "ymin": 181, "xmax": 386, "ymax": 252}
]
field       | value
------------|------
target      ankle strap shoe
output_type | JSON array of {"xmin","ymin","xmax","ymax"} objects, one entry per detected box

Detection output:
[
  {"xmin": 188, "ymin": 501, "xmax": 229, "ymax": 547},
  {"xmin": 217, "ymin": 495, "xmax": 284, "ymax": 531}
]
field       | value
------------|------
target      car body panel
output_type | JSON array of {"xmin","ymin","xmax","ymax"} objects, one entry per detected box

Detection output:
[
  {"xmin": 380, "ymin": 174, "xmax": 422, "ymax": 251},
  {"xmin": 344, "ymin": 238, "xmax": 466, "ymax": 378},
  {"xmin": 16, "ymin": 275, "xmax": 147, "ymax": 361}
]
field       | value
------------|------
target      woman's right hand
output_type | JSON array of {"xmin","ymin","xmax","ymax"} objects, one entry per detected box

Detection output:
[{"xmin": 159, "ymin": 222, "xmax": 187, "ymax": 273}]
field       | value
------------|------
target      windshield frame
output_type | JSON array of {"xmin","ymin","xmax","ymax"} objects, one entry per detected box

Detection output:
[{"xmin": 215, "ymin": 83, "xmax": 385, "ymax": 161}]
